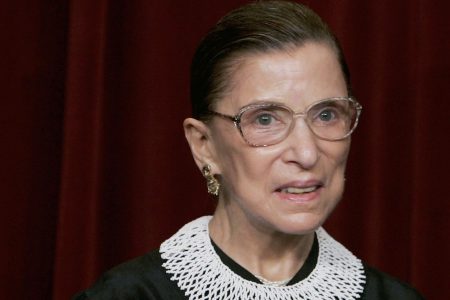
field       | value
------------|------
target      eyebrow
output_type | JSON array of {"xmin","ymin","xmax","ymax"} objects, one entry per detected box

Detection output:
[{"xmin": 244, "ymin": 98, "xmax": 286, "ymax": 107}]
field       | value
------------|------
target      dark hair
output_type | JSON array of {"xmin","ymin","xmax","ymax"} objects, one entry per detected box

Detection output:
[{"xmin": 190, "ymin": 0, "xmax": 351, "ymax": 120}]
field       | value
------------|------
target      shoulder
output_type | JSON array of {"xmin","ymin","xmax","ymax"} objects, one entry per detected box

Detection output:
[
  {"xmin": 72, "ymin": 249, "xmax": 186, "ymax": 300},
  {"xmin": 362, "ymin": 263, "xmax": 425, "ymax": 300}
]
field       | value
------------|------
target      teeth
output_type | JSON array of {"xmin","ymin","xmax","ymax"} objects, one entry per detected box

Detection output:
[{"xmin": 281, "ymin": 186, "xmax": 317, "ymax": 194}]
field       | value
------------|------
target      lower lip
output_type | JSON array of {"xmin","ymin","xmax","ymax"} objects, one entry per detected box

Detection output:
[{"xmin": 275, "ymin": 187, "xmax": 321, "ymax": 203}]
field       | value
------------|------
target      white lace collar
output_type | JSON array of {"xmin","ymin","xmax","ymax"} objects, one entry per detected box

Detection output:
[{"xmin": 160, "ymin": 216, "xmax": 365, "ymax": 299}]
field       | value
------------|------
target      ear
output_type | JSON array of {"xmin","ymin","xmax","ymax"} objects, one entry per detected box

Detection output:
[{"xmin": 183, "ymin": 118, "xmax": 218, "ymax": 173}]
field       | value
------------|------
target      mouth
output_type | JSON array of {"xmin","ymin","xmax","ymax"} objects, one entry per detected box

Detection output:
[
  {"xmin": 277, "ymin": 186, "xmax": 320, "ymax": 194},
  {"xmin": 274, "ymin": 181, "xmax": 323, "ymax": 202}
]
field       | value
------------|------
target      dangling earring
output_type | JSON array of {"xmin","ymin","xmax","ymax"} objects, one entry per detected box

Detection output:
[{"xmin": 202, "ymin": 165, "xmax": 220, "ymax": 196}]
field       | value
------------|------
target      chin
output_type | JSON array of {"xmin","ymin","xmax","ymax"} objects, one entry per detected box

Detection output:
[{"xmin": 270, "ymin": 213, "xmax": 327, "ymax": 236}]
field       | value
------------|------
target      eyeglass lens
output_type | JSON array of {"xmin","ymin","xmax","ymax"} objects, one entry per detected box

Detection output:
[{"xmin": 239, "ymin": 99, "xmax": 359, "ymax": 146}]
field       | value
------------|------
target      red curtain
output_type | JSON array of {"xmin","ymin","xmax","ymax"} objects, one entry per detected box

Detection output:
[{"xmin": 1, "ymin": 1, "xmax": 449, "ymax": 299}]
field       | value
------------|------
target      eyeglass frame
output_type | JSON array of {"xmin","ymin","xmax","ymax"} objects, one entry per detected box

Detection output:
[{"xmin": 207, "ymin": 96, "xmax": 363, "ymax": 147}]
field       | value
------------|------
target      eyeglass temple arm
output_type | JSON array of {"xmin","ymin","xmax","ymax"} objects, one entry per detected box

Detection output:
[{"xmin": 208, "ymin": 110, "xmax": 238, "ymax": 123}]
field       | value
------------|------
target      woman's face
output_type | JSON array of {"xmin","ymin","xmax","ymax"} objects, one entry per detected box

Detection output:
[{"xmin": 209, "ymin": 42, "xmax": 350, "ymax": 235}]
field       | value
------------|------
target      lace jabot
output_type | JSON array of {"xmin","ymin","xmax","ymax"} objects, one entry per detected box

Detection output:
[{"xmin": 160, "ymin": 216, "xmax": 365, "ymax": 299}]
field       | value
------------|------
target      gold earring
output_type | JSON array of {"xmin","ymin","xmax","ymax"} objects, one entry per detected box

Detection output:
[{"xmin": 202, "ymin": 165, "xmax": 220, "ymax": 196}]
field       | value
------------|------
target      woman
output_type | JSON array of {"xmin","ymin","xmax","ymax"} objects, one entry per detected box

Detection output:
[{"xmin": 74, "ymin": 1, "xmax": 423, "ymax": 299}]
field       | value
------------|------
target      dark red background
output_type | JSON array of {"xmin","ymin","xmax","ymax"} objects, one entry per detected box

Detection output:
[{"xmin": 1, "ymin": 1, "xmax": 449, "ymax": 299}]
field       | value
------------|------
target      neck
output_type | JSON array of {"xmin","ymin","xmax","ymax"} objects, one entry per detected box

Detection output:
[{"xmin": 209, "ymin": 202, "xmax": 315, "ymax": 282}]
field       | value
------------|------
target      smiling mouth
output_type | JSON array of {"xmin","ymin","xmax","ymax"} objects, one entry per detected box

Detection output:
[{"xmin": 277, "ymin": 186, "xmax": 321, "ymax": 194}]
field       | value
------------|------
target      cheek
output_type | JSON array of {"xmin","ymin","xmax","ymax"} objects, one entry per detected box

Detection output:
[
  {"xmin": 220, "ymin": 148, "xmax": 274, "ymax": 188},
  {"xmin": 211, "ymin": 129, "xmax": 245, "ymax": 183},
  {"xmin": 319, "ymin": 139, "xmax": 350, "ymax": 168},
  {"xmin": 213, "ymin": 135, "xmax": 277, "ymax": 194},
  {"xmin": 339, "ymin": 144, "xmax": 351, "ymax": 172},
  {"xmin": 319, "ymin": 141, "xmax": 350, "ymax": 196}
]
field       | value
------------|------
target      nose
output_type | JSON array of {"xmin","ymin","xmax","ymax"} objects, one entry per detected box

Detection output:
[{"xmin": 281, "ymin": 117, "xmax": 319, "ymax": 170}]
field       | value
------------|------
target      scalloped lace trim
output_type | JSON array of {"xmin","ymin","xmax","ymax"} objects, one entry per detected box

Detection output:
[{"xmin": 160, "ymin": 216, "xmax": 365, "ymax": 299}]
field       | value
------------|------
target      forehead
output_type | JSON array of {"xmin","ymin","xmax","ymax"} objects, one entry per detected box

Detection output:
[{"xmin": 217, "ymin": 42, "xmax": 346, "ymax": 113}]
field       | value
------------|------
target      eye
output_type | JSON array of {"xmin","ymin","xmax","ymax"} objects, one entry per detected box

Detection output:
[
  {"xmin": 240, "ymin": 105, "xmax": 289, "ymax": 130},
  {"xmin": 318, "ymin": 109, "xmax": 336, "ymax": 122},
  {"xmin": 309, "ymin": 102, "xmax": 343, "ymax": 126},
  {"xmin": 256, "ymin": 113, "xmax": 274, "ymax": 126}
]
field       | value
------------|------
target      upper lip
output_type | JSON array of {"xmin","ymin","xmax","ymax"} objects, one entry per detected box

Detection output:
[{"xmin": 275, "ymin": 180, "xmax": 324, "ymax": 192}]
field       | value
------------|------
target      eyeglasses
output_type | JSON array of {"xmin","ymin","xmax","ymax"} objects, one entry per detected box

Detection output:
[{"xmin": 208, "ymin": 97, "xmax": 362, "ymax": 147}]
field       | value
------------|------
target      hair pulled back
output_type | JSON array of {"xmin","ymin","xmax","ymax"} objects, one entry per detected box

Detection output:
[{"xmin": 190, "ymin": 0, "xmax": 350, "ymax": 120}]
